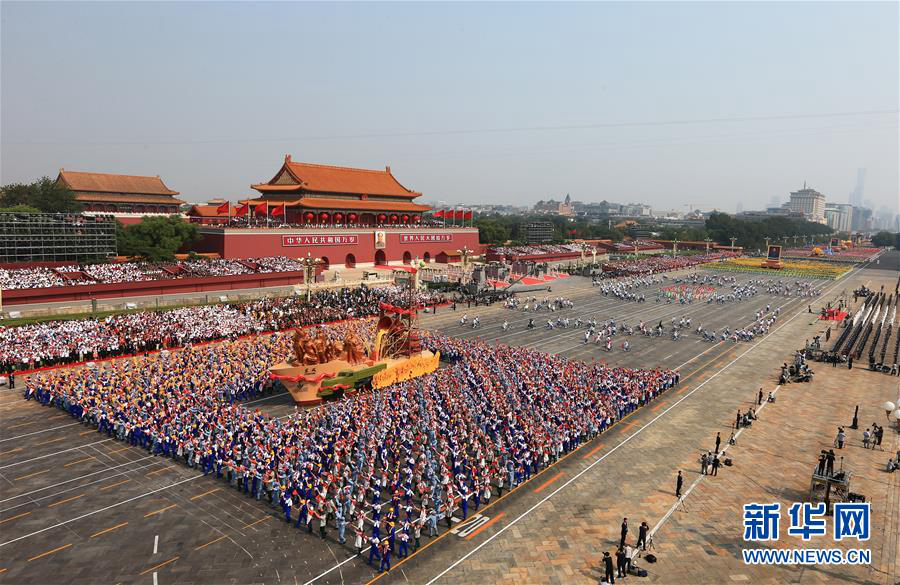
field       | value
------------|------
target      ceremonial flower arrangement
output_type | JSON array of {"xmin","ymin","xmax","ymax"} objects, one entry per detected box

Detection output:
[
  {"xmin": 705, "ymin": 258, "xmax": 853, "ymax": 279},
  {"xmin": 782, "ymin": 247, "xmax": 880, "ymax": 263}
]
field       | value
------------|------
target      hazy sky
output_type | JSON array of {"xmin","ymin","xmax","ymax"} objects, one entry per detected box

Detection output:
[{"xmin": 2, "ymin": 2, "xmax": 898, "ymax": 213}]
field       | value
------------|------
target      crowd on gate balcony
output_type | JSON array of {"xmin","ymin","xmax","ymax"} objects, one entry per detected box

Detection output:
[
  {"xmin": 0, "ymin": 285, "xmax": 446, "ymax": 371},
  {"xmin": 21, "ymin": 321, "xmax": 678, "ymax": 572}
]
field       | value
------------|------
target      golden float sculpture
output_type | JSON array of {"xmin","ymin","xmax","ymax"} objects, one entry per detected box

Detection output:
[{"xmin": 269, "ymin": 302, "xmax": 438, "ymax": 405}]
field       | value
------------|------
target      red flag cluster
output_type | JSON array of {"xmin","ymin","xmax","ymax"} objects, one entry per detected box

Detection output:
[{"xmin": 433, "ymin": 209, "xmax": 473, "ymax": 220}]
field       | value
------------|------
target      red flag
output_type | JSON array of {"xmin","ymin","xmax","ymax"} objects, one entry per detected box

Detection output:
[
  {"xmin": 567, "ymin": 228, "xmax": 577, "ymax": 235},
  {"xmin": 455, "ymin": 210, "xmax": 465, "ymax": 220},
  {"xmin": 234, "ymin": 204, "xmax": 249, "ymax": 217},
  {"xmin": 254, "ymin": 202, "xmax": 268, "ymax": 216},
  {"xmin": 271, "ymin": 204, "xmax": 285, "ymax": 217},
  {"xmin": 216, "ymin": 201, "xmax": 230, "ymax": 215},
  {"xmin": 433, "ymin": 210, "xmax": 444, "ymax": 218},
  {"xmin": 463, "ymin": 211, "xmax": 473, "ymax": 220}
]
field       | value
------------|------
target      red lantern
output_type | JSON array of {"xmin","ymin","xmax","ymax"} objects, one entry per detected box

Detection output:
[
  {"xmin": 348, "ymin": 213, "xmax": 358, "ymax": 223},
  {"xmin": 334, "ymin": 212, "xmax": 343, "ymax": 223},
  {"xmin": 390, "ymin": 214, "xmax": 398, "ymax": 224},
  {"xmin": 304, "ymin": 211, "xmax": 315, "ymax": 222},
  {"xmin": 413, "ymin": 215, "xmax": 420, "ymax": 223},
  {"xmin": 319, "ymin": 212, "xmax": 329, "ymax": 222},
  {"xmin": 377, "ymin": 213, "xmax": 387, "ymax": 222},
  {"xmin": 401, "ymin": 214, "xmax": 409, "ymax": 223}
]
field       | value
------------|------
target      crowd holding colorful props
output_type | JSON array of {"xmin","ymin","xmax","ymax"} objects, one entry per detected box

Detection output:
[
  {"xmin": 660, "ymin": 284, "xmax": 716, "ymax": 302},
  {"xmin": 705, "ymin": 257, "xmax": 853, "ymax": 280},
  {"xmin": 24, "ymin": 323, "xmax": 678, "ymax": 556},
  {"xmin": 1, "ymin": 285, "xmax": 444, "ymax": 371},
  {"xmin": 782, "ymin": 247, "xmax": 881, "ymax": 263}
]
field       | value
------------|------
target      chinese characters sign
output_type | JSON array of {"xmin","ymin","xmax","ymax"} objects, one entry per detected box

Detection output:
[
  {"xmin": 743, "ymin": 502, "xmax": 869, "ymax": 542},
  {"xmin": 282, "ymin": 235, "xmax": 359, "ymax": 247},
  {"xmin": 399, "ymin": 233, "xmax": 453, "ymax": 244}
]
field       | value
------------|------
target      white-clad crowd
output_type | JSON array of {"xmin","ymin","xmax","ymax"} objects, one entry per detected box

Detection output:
[
  {"xmin": 0, "ymin": 256, "xmax": 310, "ymax": 290},
  {"xmin": 1, "ymin": 284, "xmax": 446, "ymax": 371}
]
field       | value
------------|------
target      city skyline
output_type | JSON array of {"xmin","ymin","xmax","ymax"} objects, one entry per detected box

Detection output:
[{"xmin": 2, "ymin": 2, "xmax": 897, "ymax": 214}]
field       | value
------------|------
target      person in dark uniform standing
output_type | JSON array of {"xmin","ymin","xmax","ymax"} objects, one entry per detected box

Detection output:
[
  {"xmin": 619, "ymin": 518, "xmax": 628, "ymax": 548},
  {"xmin": 616, "ymin": 547, "xmax": 627, "ymax": 579},
  {"xmin": 758, "ymin": 388, "xmax": 763, "ymax": 406},
  {"xmin": 715, "ymin": 432, "xmax": 721, "ymax": 454},
  {"xmin": 675, "ymin": 470, "xmax": 684, "ymax": 497},
  {"xmin": 711, "ymin": 454, "xmax": 720, "ymax": 476},
  {"xmin": 603, "ymin": 551, "xmax": 615, "ymax": 584},
  {"xmin": 636, "ymin": 521, "xmax": 649, "ymax": 550}
]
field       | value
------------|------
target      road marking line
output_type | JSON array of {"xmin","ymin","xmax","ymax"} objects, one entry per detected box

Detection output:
[
  {"xmin": 465, "ymin": 512, "xmax": 506, "ymax": 541},
  {"xmin": 533, "ymin": 472, "xmax": 564, "ymax": 494},
  {"xmin": 40, "ymin": 437, "xmax": 68, "ymax": 446},
  {"xmin": 5, "ymin": 421, "xmax": 34, "ymax": 430},
  {"xmin": 244, "ymin": 516, "xmax": 270, "ymax": 529},
  {"xmin": 64, "ymin": 456, "xmax": 96, "ymax": 467},
  {"xmin": 649, "ymin": 384, "xmax": 783, "ymax": 540},
  {"xmin": 139, "ymin": 556, "xmax": 179, "ymax": 576},
  {"xmin": 91, "ymin": 522, "xmax": 128, "ymax": 538},
  {"xmin": 154, "ymin": 534, "xmax": 159, "ymax": 554},
  {"xmin": 194, "ymin": 535, "xmax": 227, "ymax": 550},
  {"xmin": 0, "ymin": 448, "xmax": 22, "ymax": 456},
  {"xmin": 0, "ymin": 421, "xmax": 80, "ymax": 442},
  {"xmin": 0, "ymin": 511, "xmax": 31, "ymax": 525},
  {"xmin": 99, "ymin": 479, "xmax": 131, "ymax": 491},
  {"xmin": 146, "ymin": 467, "xmax": 172, "ymax": 477},
  {"xmin": 144, "ymin": 504, "xmax": 177, "ymax": 518},
  {"xmin": 47, "ymin": 493, "xmax": 85, "ymax": 508},
  {"xmin": 0, "ymin": 473, "xmax": 204, "ymax": 548},
  {"xmin": 79, "ymin": 430, "xmax": 96, "ymax": 436},
  {"xmin": 0, "ymin": 439, "xmax": 113, "ymax": 469},
  {"xmin": 190, "ymin": 488, "xmax": 221, "ymax": 501},
  {"xmin": 14, "ymin": 469, "xmax": 49, "ymax": 481},
  {"xmin": 27, "ymin": 543, "xmax": 72, "ymax": 562}
]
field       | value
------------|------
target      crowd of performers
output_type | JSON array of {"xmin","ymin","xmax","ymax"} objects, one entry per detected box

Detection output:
[
  {"xmin": 0, "ymin": 285, "xmax": 444, "ymax": 371},
  {"xmin": 468, "ymin": 274, "xmax": 825, "ymax": 352},
  {"xmin": 21, "ymin": 320, "xmax": 678, "ymax": 573}
]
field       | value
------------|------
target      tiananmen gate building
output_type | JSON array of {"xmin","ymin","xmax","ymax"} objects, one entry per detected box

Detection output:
[{"xmin": 193, "ymin": 156, "xmax": 480, "ymax": 268}]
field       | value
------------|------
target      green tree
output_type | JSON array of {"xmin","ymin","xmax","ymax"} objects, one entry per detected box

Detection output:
[
  {"xmin": 474, "ymin": 217, "xmax": 511, "ymax": 245},
  {"xmin": 871, "ymin": 231, "xmax": 898, "ymax": 248},
  {"xmin": 116, "ymin": 216, "xmax": 200, "ymax": 261},
  {"xmin": 0, "ymin": 176, "xmax": 82, "ymax": 213}
]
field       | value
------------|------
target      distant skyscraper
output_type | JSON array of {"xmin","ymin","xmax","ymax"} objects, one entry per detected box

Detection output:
[{"xmin": 849, "ymin": 168, "xmax": 865, "ymax": 207}]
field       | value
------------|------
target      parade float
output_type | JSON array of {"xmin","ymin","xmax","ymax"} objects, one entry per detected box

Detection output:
[{"xmin": 268, "ymin": 299, "xmax": 439, "ymax": 405}]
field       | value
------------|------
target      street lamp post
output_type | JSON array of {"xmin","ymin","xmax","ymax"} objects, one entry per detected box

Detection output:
[
  {"xmin": 300, "ymin": 252, "xmax": 324, "ymax": 301},
  {"xmin": 704, "ymin": 236, "xmax": 712, "ymax": 254},
  {"xmin": 730, "ymin": 236, "xmax": 737, "ymax": 252},
  {"xmin": 673, "ymin": 238, "xmax": 679, "ymax": 258},
  {"xmin": 457, "ymin": 246, "xmax": 473, "ymax": 268}
]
